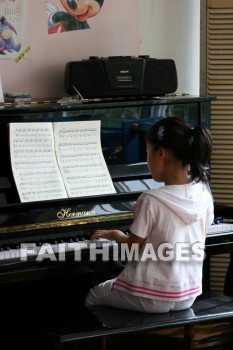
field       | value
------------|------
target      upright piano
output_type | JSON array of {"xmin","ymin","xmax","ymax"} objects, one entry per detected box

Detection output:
[{"xmin": 2, "ymin": 94, "xmax": 231, "ymax": 349}]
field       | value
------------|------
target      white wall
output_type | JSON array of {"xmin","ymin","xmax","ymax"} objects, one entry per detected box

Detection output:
[
  {"xmin": 139, "ymin": 0, "xmax": 200, "ymax": 95},
  {"xmin": 1, "ymin": 0, "xmax": 200, "ymax": 99},
  {"xmin": 0, "ymin": 0, "xmax": 140, "ymax": 99}
]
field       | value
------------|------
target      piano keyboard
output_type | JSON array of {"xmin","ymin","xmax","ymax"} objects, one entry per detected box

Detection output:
[
  {"xmin": 206, "ymin": 223, "xmax": 233, "ymax": 235},
  {"xmin": 1, "ymin": 224, "xmax": 233, "ymax": 264},
  {"xmin": 0, "ymin": 239, "xmax": 118, "ymax": 264}
]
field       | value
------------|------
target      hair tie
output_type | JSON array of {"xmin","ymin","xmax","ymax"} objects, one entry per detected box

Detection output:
[{"xmin": 157, "ymin": 126, "xmax": 164, "ymax": 141}]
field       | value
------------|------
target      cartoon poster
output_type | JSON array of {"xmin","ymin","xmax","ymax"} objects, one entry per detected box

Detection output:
[
  {"xmin": 45, "ymin": 0, "xmax": 104, "ymax": 34},
  {"xmin": 0, "ymin": 0, "xmax": 26, "ymax": 59}
]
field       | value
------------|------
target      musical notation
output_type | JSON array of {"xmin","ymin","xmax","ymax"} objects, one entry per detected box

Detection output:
[
  {"xmin": 10, "ymin": 122, "xmax": 67, "ymax": 202},
  {"xmin": 9, "ymin": 121, "xmax": 116, "ymax": 202},
  {"xmin": 54, "ymin": 121, "xmax": 116, "ymax": 198}
]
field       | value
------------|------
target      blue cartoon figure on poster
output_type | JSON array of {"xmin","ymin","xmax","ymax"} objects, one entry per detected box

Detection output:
[
  {"xmin": 0, "ymin": 16, "xmax": 21, "ymax": 54},
  {"xmin": 46, "ymin": 0, "xmax": 104, "ymax": 34}
]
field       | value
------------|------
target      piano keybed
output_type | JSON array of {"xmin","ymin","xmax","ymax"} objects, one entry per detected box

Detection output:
[{"xmin": 0, "ymin": 237, "xmax": 118, "ymax": 265}]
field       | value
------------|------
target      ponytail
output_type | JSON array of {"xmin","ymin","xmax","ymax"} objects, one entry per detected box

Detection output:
[{"xmin": 189, "ymin": 126, "xmax": 212, "ymax": 183}]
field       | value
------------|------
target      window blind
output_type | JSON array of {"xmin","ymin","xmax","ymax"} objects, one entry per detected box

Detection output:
[
  {"xmin": 206, "ymin": 0, "xmax": 233, "ymax": 294},
  {"xmin": 207, "ymin": 0, "xmax": 233, "ymax": 205}
]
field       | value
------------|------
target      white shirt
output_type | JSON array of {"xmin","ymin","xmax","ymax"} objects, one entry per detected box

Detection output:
[{"xmin": 114, "ymin": 182, "xmax": 214, "ymax": 301}]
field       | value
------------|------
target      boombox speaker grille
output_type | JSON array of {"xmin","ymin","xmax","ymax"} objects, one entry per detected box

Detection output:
[
  {"xmin": 66, "ymin": 61, "xmax": 108, "ymax": 96},
  {"xmin": 143, "ymin": 59, "xmax": 178, "ymax": 94}
]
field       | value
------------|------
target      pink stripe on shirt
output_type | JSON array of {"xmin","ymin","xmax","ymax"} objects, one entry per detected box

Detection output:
[{"xmin": 114, "ymin": 278, "xmax": 201, "ymax": 299}]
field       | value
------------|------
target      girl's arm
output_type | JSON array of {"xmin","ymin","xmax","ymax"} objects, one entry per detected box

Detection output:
[{"xmin": 90, "ymin": 229, "xmax": 145, "ymax": 249}]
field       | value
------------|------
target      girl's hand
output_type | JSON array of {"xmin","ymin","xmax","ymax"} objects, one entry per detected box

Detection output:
[
  {"xmin": 91, "ymin": 230, "xmax": 145, "ymax": 249},
  {"xmin": 90, "ymin": 229, "xmax": 124, "ymax": 242}
]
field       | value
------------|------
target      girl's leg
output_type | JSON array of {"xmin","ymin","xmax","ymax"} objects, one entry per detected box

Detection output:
[{"xmin": 85, "ymin": 279, "xmax": 196, "ymax": 313}]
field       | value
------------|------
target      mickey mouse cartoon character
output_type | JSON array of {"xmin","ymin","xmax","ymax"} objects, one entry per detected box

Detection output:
[
  {"xmin": 47, "ymin": 0, "xmax": 104, "ymax": 33},
  {"xmin": 0, "ymin": 16, "xmax": 21, "ymax": 54}
]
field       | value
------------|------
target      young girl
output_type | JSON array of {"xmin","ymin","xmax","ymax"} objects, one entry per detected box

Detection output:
[{"xmin": 85, "ymin": 117, "xmax": 214, "ymax": 313}]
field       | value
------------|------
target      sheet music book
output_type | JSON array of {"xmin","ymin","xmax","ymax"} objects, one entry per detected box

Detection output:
[{"xmin": 9, "ymin": 121, "xmax": 116, "ymax": 202}]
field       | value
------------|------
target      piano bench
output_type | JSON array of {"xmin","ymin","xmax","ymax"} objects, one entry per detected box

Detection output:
[{"xmin": 27, "ymin": 294, "xmax": 233, "ymax": 350}]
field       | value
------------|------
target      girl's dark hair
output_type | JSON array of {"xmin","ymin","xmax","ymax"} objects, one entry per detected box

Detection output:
[{"xmin": 146, "ymin": 117, "xmax": 212, "ymax": 183}]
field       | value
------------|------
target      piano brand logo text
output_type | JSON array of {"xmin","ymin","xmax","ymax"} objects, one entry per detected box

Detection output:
[{"xmin": 57, "ymin": 208, "xmax": 96, "ymax": 219}]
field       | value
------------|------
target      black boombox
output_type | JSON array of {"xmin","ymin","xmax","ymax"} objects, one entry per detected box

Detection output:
[{"xmin": 64, "ymin": 56, "xmax": 178, "ymax": 98}]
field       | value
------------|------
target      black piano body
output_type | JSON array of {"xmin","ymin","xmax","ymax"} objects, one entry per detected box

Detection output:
[
  {"xmin": 2, "ymin": 95, "xmax": 231, "ymax": 348},
  {"xmin": 0, "ymin": 95, "xmax": 216, "ymax": 281}
]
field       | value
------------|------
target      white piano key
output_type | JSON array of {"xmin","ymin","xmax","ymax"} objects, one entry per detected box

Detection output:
[
  {"xmin": 206, "ymin": 223, "xmax": 233, "ymax": 235},
  {"xmin": 0, "ymin": 239, "xmax": 118, "ymax": 263}
]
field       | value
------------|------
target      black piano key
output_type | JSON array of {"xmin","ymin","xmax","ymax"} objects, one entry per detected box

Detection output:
[{"xmin": 2, "ymin": 245, "xmax": 11, "ymax": 251}]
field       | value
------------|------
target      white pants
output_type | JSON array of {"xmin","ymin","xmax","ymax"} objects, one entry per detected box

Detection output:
[{"xmin": 85, "ymin": 278, "xmax": 196, "ymax": 313}]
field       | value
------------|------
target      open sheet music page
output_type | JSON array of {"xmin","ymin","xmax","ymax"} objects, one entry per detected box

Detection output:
[
  {"xmin": 53, "ymin": 120, "xmax": 116, "ymax": 197},
  {"xmin": 10, "ymin": 123, "xmax": 68, "ymax": 202}
]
